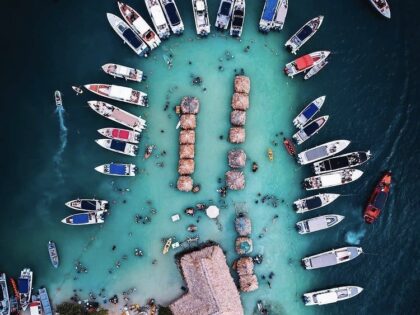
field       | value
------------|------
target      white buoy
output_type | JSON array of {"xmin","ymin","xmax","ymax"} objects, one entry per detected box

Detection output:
[{"xmin": 206, "ymin": 205, "xmax": 220, "ymax": 219}]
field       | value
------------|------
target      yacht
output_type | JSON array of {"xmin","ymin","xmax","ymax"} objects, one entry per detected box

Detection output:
[
  {"xmin": 65, "ymin": 199, "xmax": 109, "ymax": 212},
  {"xmin": 48, "ymin": 241, "xmax": 59, "ymax": 268},
  {"xmin": 294, "ymin": 193, "xmax": 340, "ymax": 213},
  {"xmin": 95, "ymin": 163, "xmax": 138, "ymax": 177},
  {"xmin": 293, "ymin": 96, "xmax": 326, "ymax": 128},
  {"xmin": 272, "ymin": 0, "xmax": 288, "ymax": 30},
  {"xmin": 144, "ymin": 0, "xmax": 171, "ymax": 39},
  {"xmin": 369, "ymin": 0, "xmax": 391, "ymax": 19},
  {"xmin": 285, "ymin": 16, "xmax": 324, "ymax": 54},
  {"xmin": 102, "ymin": 63, "xmax": 145, "ymax": 82},
  {"xmin": 215, "ymin": 0, "xmax": 234, "ymax": 30},
  {"xmin": 303, "ymin": 286, "xmax": 363, "ymax": 306},
  {"xmin": 61, "ymin": 210, "xmax": 107, "ymax": 226},
  {"xmin": 95, "ymin": 139, "xmax": 138, "ymax": 156},
  {"xmin": 159, "ymin": 0, "xmax": 184, "ymax": 35},
  {"xmin": 192, "ymin": 0, "xmax": 211, "ymax": 36},
  {"xmin": 293, "ymin": 116, "xmax": 329, "ymax": 145},
  {"xmin": 39, "ymin": 288, "xmax": 53, "ymax": 315},
  {"xmin": 259, "ymin": 0, "xmax": 278, "ymax": 32},
  {"xmin": 313, "ymin": 151, "xmax": 372, "ymax": 175},
  {"xmin": 304, "ymin": 169, "xmax": 364, "ymax": 190},
  {"xmin": 302, "ymin": 246, "xmax": 363, "ymax": 269},
  {"xmin": 18, "ymin": 268, "xmax": 33, "ymax": 311},
  {"xmin": 85, "ymin": 84, "xmax": 148, "ymax": 106},
  {"xmin": 230, "ymin": 0, "xmax": 245, "ymax": 37},
  {"xmin": 0, "ymin": 273, "xmax": 10, "ymax": 315},
  {"xmin": 284, "ymin": 51, "xmax": 330, "ymax": 78},
  {"xmin": 304, "ymin": 59, "xmax": 329, "ymax": 80},
  {"xmin": 297, "ymin": 140, "xmax": 351, "ymax": 165},
  {"xmin": 98, "ymin": 127, "xmax": 140, "ymax": 144},
  {"xmin": 297, "ymin": 214, "xmax": 344, "ymax": 235}
]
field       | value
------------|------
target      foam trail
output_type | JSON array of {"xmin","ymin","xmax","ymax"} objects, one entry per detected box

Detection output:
[
  {"xmin": 53, "ymin": 106, "xmax": 68, "ymax": 180},
  {"xmin": 345, "ymin": 228, "xmax": 366, "ymax": 245}
]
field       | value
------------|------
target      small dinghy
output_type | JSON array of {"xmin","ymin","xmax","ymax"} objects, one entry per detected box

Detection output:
[
  {"xmin": 95, "ymin": 139, "xmax": 139, "ymax": 156},
  {"xmin": 162, "ymin": 238, "xmax": 172, "ymax": 254},
  {"xmin": 293, "ymin": 96, "xmax": 326, "ymax": 128},
  {"xmin": 48, "ymin": 241, "xmax": 59, "ymax": 268},
  {"xmin": 215, "ymin": 0, "xmax": 234, "ymax": 30},
  {"xmin": 283, "ymin": 138, "xmax": 296, "ymax": 156},
  {"xmin": 65, "ymin": 199, "xmax": 109, "ymax": 211},
  {"xmin": 293, "ymin": 116, "xmax": 329, "ymax": 145},
  {"xmin": 95, "ymin": 163, "xmax": 137, "ymax": 176},
  {"xmin": 296, "ymin": 214, "xmax": 345, "ymax": 234},
  {"xmin": 61, "ymin": 210, "xmax": 107, "ymax": 226},
  {"xmin": 144, "ymin": 145, "xmax": 156, "ymax": 159},
  {"xmin": 72, "ymin": 86, "xmax": 83, "ymax": 95},
  {"xmin": 98, "ymin": 127, "xmax": 140, "ymax": 144},
  {"xmin": 294, "ymin": 193, "xmax": 340, "ymax": 213}
]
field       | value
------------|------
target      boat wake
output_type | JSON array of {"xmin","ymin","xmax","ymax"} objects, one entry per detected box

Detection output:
[
  {"xmin": 53, "ymin": 106, "xmax": 68, "ymax": 180},
  {"xmin": 345, "ymin": 228, "xmax": 366, "ymax": 245}
]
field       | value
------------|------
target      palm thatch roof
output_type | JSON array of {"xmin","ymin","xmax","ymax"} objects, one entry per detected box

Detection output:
[
  {"xmin": 235, "ymin": 236, "xmax": 253, "ymax": 255},
  {"xmin": 180, "ymin": 114, "xmax": 197, "ymax": 130},
  {"xmin": 230, "ymin": 110, "xmax": 246, "ymax": 126},
  {"xmin": 169, "ymin": 245, "xmax": 244, "ymax": 315},
  {"xmin": 180, "ymin": 145, "xmax": 195, "ymax": 159},
  {"xmin": 239, "ymin": 274, "xmax": 259, "ymax": 292},
  {"xmin": 178, "ymin": 159, "xmax": 195, "ymax": 175},
  {"xmin": 228, "ymin": 149, "xmax": 246, "ymax": 169},
  {"xmin": 177, "ymin": 176, "xmax": 193, "ymax": 192},
  {"xmin": 229, "ymin": 127, "xmax": 246, "ymax": 144},
  {"xmin": 235, "ymin": 214, "xmax": 251, "ymax": 236},
  {"xmin": 231, "ymin": 93, "xmax": 249, "ymax": 111},
  {"xmin": 234, "ymin": 76, "xmax": 251, "ymax": 95},
  {"xmin": 179, "ymin": 130, "xmax": 196, "ymax": 144},
  {"xmin": 225, "ymin": 170, "xmax": 245, "ymax": 190},
  {"xmin": 180, "ymin": 96, "xmax": 200, "ymax": 114},
  {"xmin": 236, "ymin": 257, "xmax": 254, "ymax": 276}
]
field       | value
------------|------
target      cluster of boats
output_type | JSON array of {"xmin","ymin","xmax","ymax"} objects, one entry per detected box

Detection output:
[{"xmin": 62, "ymin": 199, "xmax": 109, "ymax": 226}]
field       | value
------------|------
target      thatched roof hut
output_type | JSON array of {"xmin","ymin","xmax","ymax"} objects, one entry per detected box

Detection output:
[
  {"xmin": 235, "ymin": 213, "xmax": 251, "ymax": 236},
  {"xmin": 179, "ymin": 130, "xmax": 196, "ymax": 144},
  {"xmin": 180, "ymin": 96, "xmax": 200, "ymax": 114},
  {"xmin": 169, "ymin": 245, "xmax": 244, "ymax": 315},
  {"xmin": 239, "ymin": 274, "xmax": 259, "ymax": 292},
  {"xmin": 229, "ymin": 127, "xmax": 245, "ymax": 144},
  {"xmin": 236, "ymin": 257, "xmax": 254, "ymax": 276},
  {"xmin": 231, "ymin": 93, "xmax": 249, "ymax": 111},
  {"xmin": 226, "ymin": 170, "xmax": 245, "ymax": 190},
  {"xmin": 234, "ymin": 76, "xmax": 251, "ymax": 95},
  {"xmin": 178, "ymin": 159, "xmax": 195, "ymax": 175},
  {"xmin": 180, "ymin": 114, "xmax": 196, "ymax": 130},
  {"xmin": 235, "ymin": 236, "xmax": 253, "ymax": 255},
  {"xmin": 230, "ymin": 110, "xmax": 246, "ymax": 126},
  {"xmin": 180, "ymin": 145, "xmax": 195, "ymax": 159},
  {"xmin": 228, "ymin": 149, "xmax": 247, "ymax": 169},
  {"xmin": 177, "ymin": 176, "xmax": 193, "ymax": 192}
]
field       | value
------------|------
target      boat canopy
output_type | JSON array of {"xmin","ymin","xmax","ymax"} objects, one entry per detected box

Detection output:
[
  {"xmin": 80, "ymin": 200, "xmax": 97, "ymax": 210},
  {"xmin": 151, "ymin": 6, "xmax": 166, "ymax": 25},
  {"xmin": 320, "ymin": 173, "xmax": 342, "ymax": 187},
  {"xmin": 322, "ymin": 156, "xmax": 350, "ymax": 171},
  {"xmin": 297, "ymin": 25, "xmax": 313, "ymax": 41},
  {"xmin": 112, "ymin": 111, "xmax": 139, "ymax": 126},
  {"xmin": 232, "ymin": 15, "xmax": 244, "ymax": 27},
  {"xmin": 110, "ymin": 86, "xmax": 132, "ymax": 99},
  {"xmin": 295, "ymin": 55, "xmax": 314, "ymax": 70},
  {"xmin": 110, "ymin": 140, "xmax": 127, "ymax": 152},
  {"xmin": 18, "ymin": 278, "xmax": 29, "ymax": 293},
  {"xmin": 110, "ymin": 164, "xmax": 127, "ymax": 175},
  {"xmin": 73, "ymin": 214, "xmax": 89, "ymax": 224},
  {"xmin": 305, "ymin": 146, "xmax": 328, "ymax": 161},
  {"xmin": 303, "ymin": 103, "xmax": 319, "ymax": 119},
  {"xmin": 220, "ymin": 1, "xmax": 232, "ymax": 15},
  {"xmin": 307, "ymin": 216, "xmax": 329, "ymax": 231},
  {"xmin": 309, "ymin": 252, "xmax": 337, "ymax": 268},
  {"xmin": 122, "ymin": 28, "xmax": 142, "ymax": 49},
  {"xmin": 262, "ymin": 0, "xmax": 278, "ymax": 21},
  {"xmin": 165, "ymin": 3, "xmax": 180, "ymax": 25},
  {"xmin": 112, "ymin": 129, "xmax": 130, "ymax": 140},
  {"xmin": 115, "ymin": 65, "xmax": 131, "ymax": 76},
  {"xmin": 316, "ymin": 292, "xmax": 338, "ymax": 304},
  {"xmin": 196, "ymin": 1, "xmax": 205, "ymax": 11},
  {"xmin": 373, "ymin": 191, "xmax": 388, "ymax": 208},
  {"xmin": 305, "ymin": 197, "xmax": 322, "ymax": 209},
  {"xmin": 302, "ymin": 119, "xmax": 321, "ymax": 136}
]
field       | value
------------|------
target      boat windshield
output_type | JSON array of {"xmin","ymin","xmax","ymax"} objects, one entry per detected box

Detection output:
[
  {"xmin": 303, "ymin": 103, "xmax": 319, "ymax": 119},
  {"xmin": 220, "ymin": 1, "xmax": 232, "ymax": 16},
  {"xmin": 165, "ymin": 3, "xmax": 180, "ymax": 25},
  {"xmin": 232, "ymin": 16, "xmax": 243, "ymax": 26}
]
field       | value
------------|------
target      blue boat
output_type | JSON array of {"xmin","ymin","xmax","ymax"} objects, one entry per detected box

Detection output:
[
  {"xmin": 18, "ymin": 268, "xmax": 33, "ymax": 311},
  {"xmin": 48, "ymin": 241, "xmax": 59, "ymax": 268},
  {"xmin": 293, "ymin": 96, "xmax": 326, "ymax": 128},
  {"xmin": 259, "ymin": 0, "xmax": 278, "ymax": 32},
  {"xmin": 39, "ymin": 288, "xmax": 53, "ymax": 315},
  {"xmin": 95, "ymin": 163, "xmax": 137, "ymax": 176},
  {"xmin": 61, "ymin": 210, "xmax": 107, "ymax": 226}
]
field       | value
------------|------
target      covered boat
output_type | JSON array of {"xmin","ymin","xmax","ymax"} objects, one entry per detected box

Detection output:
[
  {"xmin": 294, "ymin": 193, "xmax": 340, "ymax": 213},
  {"xmin": 304, "ymin": 59, "xmax": 329, "ymax": 80},
  {"xmin": 106, "ymin": 13, "xmax": 150, "ymax": 57},
  {"xmin": 303, "ymin": 169, "xmax": 364, "ymax": 190},
  {"xmin": 102, "ymin": 63, "xmax": 145, "ymax": 82},
  {"xmin": 54, "ymin": 90, "xmax": 62, "ymax": 107},
  {"xmin": 297, "ymin": 140, "xmax": 351, "ymax": 165},
  {"xmin": 215, "ymin": 0, "xmax": 234, "ymax": 30},
  {"xmin": 18, "ymin": 268, "xmax": 33, "ymax": 311},
  {"xmin": 192, "ymin": 0, "xmax": 211, "ymax": 36},
  {"xmin": 284, "ymin": 51, "xmax": 330, "ymax": 77},
  {"xmin": 65, "ymin": 199, "xmax": 109, "ymax": 212},
  {"xmin": 144, "ymin": 0, "xmax": 171, "ymax": 39},
  {"xmin": 293, "ymin": 116, "xmax": 329, "ymax": 145},
  {"xmin": 313, "ymin": 151, "xmax": 372, "ymax": 175},
  {"xmin": 302, "ymin": 246, "xmax": 363, "ymax": 269},
  {"xmin": 48, "ymin": 241, "xmax": 59, "ymax": 268},
  {"xmin": 293, "ymin": 96, "xmax": 326, "ymax": 128},
  {"xmin": 95, "ymin": 163, "xmax": 137, "ymax": 177},
  {"xmin": 95, "ymin": 139, "xmax": 138, "ymax": 156},
  {"xmin": 61, "ymin": 210, "xmax": 107, "ymax": 226},
  {"xmin": 98, "ymin": 127, "xmax": 140, "ymax": 144},
  {"xmin": 259, "ymin": 0, "xmax": 278, "ymax": 32},
  {"xmin": 38, "ymin": 288, "xmax": 53, "ymax": 315},
  {"xmin": 272, "ymin": 0, "xmax": 288, "ymax": 30},
  {"xmin": 297, "ymin": 214, "xmax": 344, "ymax": 235},
  {"xmin": 285, "ymin": 16, "xmax": 324, "ymax": 54},
  {"xmin": 0, "ymin": 273, "xmax": 10, "ymax": 315},
  {"xmin": 88, "ymin": 101, "xmax": 147, "ymax": 132},
  {"xmin": 303, "ymin": 286, "xmax": 363, "ymax": 306},
  {"xmin": 364, "ymin": 171, "xmax": 391, "ymax": 224},
  {"xmin": 159, "ymin": 0, "xmax": 184, "ymax": 35},
  {"xmin": 369, "ymin": 0, "xmax": 391, "ymax": 19},
  {"xmin": 85, "ymin": 84, "xmax": 148, "ymax": 106},
  {"xmin": 230, "ymin": 0, "xmax": 245, "ymax": 37},
  {"xmin": 117, "ymin": 2, "xmax": 161, "ymax": 49}
]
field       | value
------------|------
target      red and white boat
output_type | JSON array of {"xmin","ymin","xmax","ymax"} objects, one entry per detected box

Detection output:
[
  {"xmin": 102, "ymin": 63, "xmax": 145, "ymax": 82},
  {"xmin": 98, "ymin": 127, "xmax": 140, "ymax": 144},
  {"xmin": 284, "ymin": 51, "xmax": 330, "ymax": 78},
  {"xmin": 85, "ymin": 84, "xmax": 148, "ymax": 106}
]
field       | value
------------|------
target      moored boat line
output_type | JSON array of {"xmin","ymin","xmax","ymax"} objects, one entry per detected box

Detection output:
[
  {"xmin": 47, "ymin": 241, "xmax": 59, "ymax": 268},
  {"xmin": 95, "ymin": 139, "xmax": 139, "ymax": 156},
  {"xmin": 98, "ymin": 127, "xmax": 140, "ymax": 144},
  {"xmin": 313, "ymin": 151, "xmax": 372, "ymax": 175},
  {"xmin": 102, "ymin": 63, "xmax": 145, "ymax": 82},
  {"xmin": 284, "ymin": 51, "xmax": 330, "ymax": 78},
  {"xmin": 296, "ymin": 214, "xmax": 345, "ymax": 234},
  {"xmin": 0, "ymin": 273, "xmax": 10, "ymax": 315},
  {"xmin": 272, "ymin": 0, "xmax": 288, "ymax": 30},
  {"xmin": 192, "ymin": 0, "xmax": 211, "ymax": 36},
  {"xmin": 65, "ymin": 199, "xmax": 109, "ymax": 212},
  {"xmin": 215, "ymin": 0, "xmax": 234, "ymax": 30},
  {"xmin": 302, "ymin": 246, "xmax": 363, "ymax": 269},
  {"xmin": 364, "ymin": 171, "xmax": 392, "ymax": 224},
  {"xmin": 95, "ymin": 163, "xmax": 138, "ymax": 177},
  {"xmin": 230, "ymin": 0, "xmax": 246, "ymax": 38},
  {"xmin": 159, "ymin": 0, "xmax": 184, "ymax": 35},
  {"xmin": 61, "ymin": 210, "xmax": 107, "ymax": 226},
  {"xmin": 144, "ymin": 0, "xmax": 171, "ymax": 39},
  {"xmin": 303, "ymin": 169, "xmax": 364, "ymax": 190},
  {"xmin": 293, "ymin": 96, "xmax": 326, "ymax": 128},
  {"xmin": 285, "ymin": 16, "xmax": 324, "ymax": 54},
  {"xmin": 85, "ymin": 84, "xmax": 148, "ymax": 107},
  {"xmin": 303, "ymin": 286, "xmax": 363, "ymax": 306},
  {"xmin": 293, "ymin": 115, "xmax": 329, "ymax": 145},
  {"xmin": 369, "ymin": 0, "xmax": 391, "ymax": 19},
  {"xmin": 18, "ymin": 268, "xmax": 33, "ymax": 311},
  {"xmin": 294, "ymin": 193, "xmax": 340, "ymax": 213},
  {"xmin": 297, "ymin": 140, "xmax": 351, "ymax": 165}
]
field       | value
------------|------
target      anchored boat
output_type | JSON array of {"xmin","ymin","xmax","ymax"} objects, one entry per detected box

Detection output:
[
  {"xmin": 294, "ymin": 193, "xmax": 340, "ymax": 213},
  {"xmin": 144, "ymin": 0, "xmax": 171, "ymax": 39},
  {"xmin": 259, "ymin": 0, "xmax": 278, "ymax": 32},
  {"xmin": 304, "ymin": 59, "xmax": 329, "ymax": 80},
  {"xmin": 144, "ymin": 145, "xmax": 156, "ymax": 159},
  {"xmin": 297, "ymin": 140, "xmax": 351, "ymax": 165},
  {"xmin": 302, "ymin": 246, "xmax": 363, "ymax": 270},
  {"xmin": 369, "ymin": 0, "xmax": 391, "ymax": 19},
  {"xmin": 18, "ymin": 268, "xmax": 33, "ymax": 311},
  {"xmin": 304, "ymin": 169, "xmax": 364, "ymax": 190},
  {"xmin": 230, "ymin": 0, "xmax": 245, "ymax": 37},
  {"xmin": 95, "ymin": 163, "xmax": 138, "ymax": 177},
  {"xmin": 283, "ymin": 138, "xmax": 296, "ymax": 156},
  {"xmin": 272, "ymin": 0, "xmax": 288, "ymax": 30},
  {"xmin": 313, "ymin": 151, "xmax": 372, "ymax": 175},
  {"xmin": 296, "ymin": 214, "xmax": 344, "ymax": 234},
  {"xmin": 48, "ymin": 241, "xmax": 59, "ymax": 268},
  {"xmin": 0, "ymin": 273, "xmax": 10, "ymax": 315},
  {"xmin": 163, "ymin": 238, "xmax": 172, "ymax": 254},
  {"xmin": 304, "ymin": 286, "xmax": 363, "ymax": 306},
  {"xmin": 284, "ymin": 51, "xmax": 330, "ymax": 78},
  {"xmin": 98, "ymin": 127, "xmax": 140, "ymax": 144},
  {"xmin": 285, "ymin": 16, "xmax": 324, "ymax": 54},
  {"xmin": 65, "ymin": 199, "xmax": 109, "ymax": 212},
  {"xmin": 85, "ymin": 84, "xmax": 148, "ymax": 106},
  {"xmin": 61, "ymin": 210, "xmax": 107, "ymax": 226},
  {"xmin": 364, "ymin": 171, "xmax": 391, "ymax": 224},
  {"xmin": 159, "ymin": 0, "xmax": 184, "ymax": 35},
  {"xmin": 95, "ymin": 139, "xmax": 138, "ymax": 156},
  {"xmin": 39, "ymin": 288, "xmax": 53, "ymax": 315},
  {"xmin": 72, "ymin": 86, "xmax": 83, "ymax": 95},
  {"xmin": 192, "ymin": 0, "xmax": 211, "ymax": 36},
  {"xmin": 293, "ymin": 116, "xmax": 329, "ymax": 145},
  {"xmin": 293, "ymin": 96, "xmax": 326, "ymax": 128},
  {"xmin": 54, "ymin": 90, "xmax": 62, "ymax": 107},
  {"xmin": 102, "ymin": 63, "xmax": 145, "ymax": 82},
  {"xmin": 215, "ymin": 0, "xmax": 234, "ymax": 30}
]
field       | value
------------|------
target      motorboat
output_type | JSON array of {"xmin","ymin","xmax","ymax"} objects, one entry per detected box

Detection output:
[
  {"xmin": 313, "ymin": 151, "xmax": 372, "ymax": 175},
  {"xmin": 215, "ymin": 0, "xmax": 234, "ymax": 30},
  {"xmin": 48, "ymin": 241, "xmax": 59, "ymax": 268},
  {"xmin": 163, "ymin": 238, "xmax": 172, "ymax": 254},
  {"xmin": 303, "ymin": 169, "xmax": 364, "ymax": 190},
  {"xmin": 272, "ymin": 0, "xmax": 288, "ymax": 30},
  {"xmin": 95, "ymin": 163, "xmax": 138, "ymax": 177},
  {"xmin": 106, "ymin": 13, "xmax": 150, "ymax": 57},
  {"xmin": 297, "ymin": 140, "xmax": 351, "ymax": 165},
  {"xmin": 61, "ymin": 210, "xmax": 107, "ymax": 226},
  {"xmin": 98, "ymin": 127, "xmax": 140, "ymax": 144},
  {"xmin": 293, "ymin": 96, "xmax": 326, "ymax": 128},
  {"xmin": 369, "ymin": 0, "xmax": 391, "ymax": 19},
  {"xmin": 65, "ymin": 199, "xmax": 109, "ymax": 212},
  {"xmin": 294, "ymin": 193, "xmax": 340, "ymax": 213},
  {"xmin": 303, "ymin": 286, "xmax": 363, "ymax": 306},
  {"xmin": 102, "ymin": 63, "xmax": 145, "ymax": 82},
  {"xmin": 54, "ymin": 90, "xmax": 62, "ymax": 107},
  {"xmin": 144, "ymin": 145, "xmax": 156, "ymax": 159},
  {"xmin": 293, "ymin": 116, "xmax": 329, "ymax": 145},
  {"xmin": 0, "ymin": 273, "xmax": 10, "ymax": 315},
  {"xmin": 285, "ymin": 16, "xmax": 324, "ymax": 54},
  {"xmin": 192, "ymin": 0, "xmax": 211, "ymax": 36},
  {"xmin": 144, "ymin": 0, "xmax": 171, "ymax": 39},
  {"xmin": 85, "ymin": 84, "xmax": 148, "ymax": 106},
  {"xmin": 284, "ymin": 51, "xmax": 330, "ymax": 78},
  {"xmin": 38, "ymin": 288, "xmax": 53, "ymax": 315},
  {"xmin": 230, "ymin": 0, "xmax": 245, "ymax": 37},
  {"xmin": 95, "ymin": 139, "xmax": 138, "ymax": 156},
  {"xmin": 18, "ymin": 268, "xmax": 33, "ymax": 311},
  {"xmin": 259, "ymin": 0, "xmax": 278, "ymax": 32},
  {"xmin": 159, "ymin": 0, "xmax": 184, "ymax": 35},
  {"xmin": 117, "ymin": 2, "xmax": 161, "ymax": 49},
  {"xmin": 72, "ymin": 86, "xmax": 83, "ymax": 95},
  {"xmin": 304, "ymin": 59, "xmax": 329, "ymax": 80},
  {"xmin": 88, "ymin": 101, "xmax": 147, "ymax": 132},
  {"xmin": 296, "ymin": 214, "xmax": 344, "ymax": 234},
  {"xmin": 283, "ymin": 138, "xmax": 296, "ymax": 156},
  {"xmin": 364, "ymin": 171, "xmax": 392, "ymax": 224},
  {"xmin": 302, "ymin": 246, "xmax": 363, "ymax": 269}
]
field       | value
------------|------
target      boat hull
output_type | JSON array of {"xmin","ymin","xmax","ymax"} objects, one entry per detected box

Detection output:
[
  {"xmin": 302, "ymin": 246, "xmax": 362, "ymax": 269},
  {"xmin": 364, "ymin": 171, "xmax": 391, "ymax": 224},
  {"xmin": 285, "ymin": 16, "xmax": 324, "ymax": 54},
  {"xmin": 215, "ymin": 0, "xmax": 234, "ymax": 29},
  {"xmin": 296, "ymin": 214, "xmax": 344, "ymax": 234},
  {"xmin": 159, "ymin": 0, "xmax": 184, "ymax": 35},
  {"xmin": 272, "ymin": 0, "xmax": 288, "ymax": 30},
  {"xmin": 0, "ymin": 274, "xmax": 10, "ymax": 315},
  {"xmin": 95, "ymin": 163, "xmax": 137, "ymax": 176},
  {"xmin": 297, "ymin": 140, "xmax": 351, "ymax": 165},
  {"xmin": 293, "ymin": 115, "xmax": 329, "ymax": 145},
  {"xmin": 304, "ymin": 286, "xmax": 363, "ymax": 306}
]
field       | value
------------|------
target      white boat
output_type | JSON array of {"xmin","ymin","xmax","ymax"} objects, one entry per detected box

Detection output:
[
  {"xmin": 304, "ymin": 60, "xmax": 329, "ymax": 80},
  {"xmin": 285, "ymin": 16, "xmax": 324, "ymax": 54},
  {"xmin": 192, "ymin": 0, "xmax": 211, "ymax": 36},
  {"xmin": 230, "ymin": 0, "xmax": 245, "ymax": 37},
  {"xmin": 65, "ymin": 199, "xmax": 109, "ymax": 212},
  {"xmin": 88, "ymin": 101, "xmax": 147, "ymax": 132},
  {"xmin": 61, "ymin": 210, "xmax": 107, "ymax": 226},
  {"xmin": 144, "ymin": 0, "xmax": 171, "ymax": 39},
  {"xmin": 293, "ymin": 116, "xmax": 329, "ymax": 145},
  {"xmin": 72, "ymin": 86, "xmax": 83, "ymax": 95},
  {"xmin": 118, "ymin": 2, "xmax": 161, "ymax": 49},
  {"xmin": 95, "ymin": 163, "xmax": 137, "ymax": 177},
  {"xmin": 18, "ymin": 268, "xmax": 33, "ymax": 311},
  {"xmin": 313, "ymin": 151, "xmax": 372, "ymax": 175},
  {"xmin": 294, "ymin": 193, "xmax": 340, "ymax": 213},
  {"xmin": 304, "ymin": 286, "xmax": 363, "ymax": 306},
  {"xmin": 95, "ymin": 139, "xmax": 138, "ymax": 156},
  {"xmin": 159, "ymin": 0, "xmax": 184, "ymax": 35},
  {"xmin": 98, "ymin": 127, "xmax": 140, "ymax": 144},
  {"xmin": 296, "ymin": 214, "xmax": 345, "ymax": 234},
  {"xmin": 303, "ymin": 169, "xmax": 364, "ymax": 190},
  {"xmin": 302, "ymin": 246, "xmax": 363, "ymax": 269},
  {"xmin": 85, "ymin": 84, "xmax": 148, "ymax": 106},
  {"xmin": 54, "ymin": 90, "xmax": 62, "ymax": 107},
  {"xmin": 259, "ymin": 0, "xmax": 278, "ymax": 32},
  {"xmin": 369, "ymin": 0, "xmax": 391, "ymax": 19},
  {"xmin": 102, "ymin": 63, "xmax": 145, "ymax": 82},
  {"xmin": 297, "ymin": 140, "xmax": 351, "ymax": 165},
  {"xmin": 284, "ymin": 51, "xmax": 330, "ymax": 78},
  {"xmin": 293, "ymin": 96, "xmax": 326, "ymax": 128},
  {"xmin": 106, "ymin": 13, "xmax": 150, "ymax": 57},
  {"xmin": 0, "ymin": 273, "xmax": 10, "ymax": 315},
  {"xmin": 215, "ymin": 0, "xmax": 234, "ymax": 30},
  {"xmin": 272, "ymin": 0, "xmax": 288, "ymax": 30},
  {"xmin": 29, "ymin": 301, "xmax": 42, "ymax": 315}
]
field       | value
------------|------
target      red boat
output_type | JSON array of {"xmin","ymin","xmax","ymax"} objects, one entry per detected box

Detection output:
[
  {"xmin": 364, "ymin": 171, "xmax": 392, "ymax": 224},
  {"xmin": 283, "ymin": 138, "xmax": 296, "ymax": 156}
]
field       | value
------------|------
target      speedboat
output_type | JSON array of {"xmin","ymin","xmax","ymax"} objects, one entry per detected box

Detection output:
[
  {"xmin": 72, "ymin": 86, "xmax": 83, "ymax": 95},
  {"xmin": 364, "ymin": 171, "xmax": 391, "ymax": 224},
  {"xmin": 65, "ymin": 199, "xmax": 109, "ymax": 212},
  {"xmin": 215, "ymin": 0, "xmax": 234, "ymax": 30},
  {"xmin": 48, "ymin": 241, "xmax": 59, "ymax": 268},
  {"xmin": 88, "ymin": 101, "xmax": 147, "ymax": 132},
  {"xmin": 85, "ymin": 84, "xmax": 148, "ymax": 106},
  {"xmin": 304, "ymin": 59, "xmax": 329, "ymax": 80},
  {"xmin": 369, "ymin": 0, "xmax": 391, "ymax": 19},
  {"xmin": 313, "ymin": 151, "xmax": 372, "ymax": 175},
  {"xmin": 159, "ymin": 0, "xmax": 184, "ymax": 35},
  {"xmin": 230, "ymin": 0, "xmax": 245, "ymax": 37},
  {"xmin": 0, "ymin": 273, "xmax": 10, "ymax": 315},
  {"xmin": 102, "ymin": 63, "xmax": 145, "ymax": 82},
  {"xmin": 106, "ymin": 13, "xmax": 150, "ymax": 57},
  {"xmin": 259, "ymin": 0, "xmax": 278, "ymax": 32},
  {"xmin": 284, "ymin": 51, "xmax": 330, "ymax": 78},
  {"xmin": 294, "ymin": 193, "xmax": 340, "ymax": 213},
  {"xmin": 296, "ymin": 214, "xmax": 344, "ymax": 234},
  {"xmin": 303, "ymin": 169, "xmax": 364, "ymax": 190},
  {"xmin": 285, "ymin": 16, "xmax": 324, "ymax": 54},
  {"xmin": 272, "ymin": 0, "xmax": 288, "ymax": 30},
  {"xmin": 304, "ymin": 286, "xmax": 363, "ymax": 306},
  {"xmin": 293, "ymin": 96, "xmax": 326, "ymax": 128},
  {"xmin": 54, "ymin": 90, "xmax": 62, "ymax": 107},
  {"xmin": 144, "ymin": 0, "xmax": 171, "ymax": 39},
  {"xmin": 117, "ymin": 2, "xmax": 161, "ymax": 49},
  {"xmin": 95, "ymin": 139, "xmax": 138, "ymax": 156},
  {"xmin": 297, "ymin": 140, "xmax": 351, "ymax": 165},
  {"xmin": 302, "ymin": 247, "xmax": 363, "ymax": 269},
  {"xmin": 18, "ymin": 268, "xmax": 33, "ymax": 311},
  {"xmin": 283, "ymin": 138, "xmax": 296, "ymax": 156},
  {"xmin": 61, "ymin": 210, "xmax": 107, "ymax": 226},
  {"xmin": 144, "ymin": 145, "xmax": 156, "ymax": 159},
  {"xmin": 293, "ymin": 116, "xmax": 329, "ymax": 145},
  {"xmin": 38, "ymin": 288, "xmax": 53, "ymax": 315},
  {"xmin": 98, "ymin": 127, "xmax": 140, "ymax": 144},
  {"xmin": 192, "ymin": 0, "xmax": 211, "ymax": 36},
  {"xmin": 95, "ymin": 163, "xmax": 138, "ymax": 177}
]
